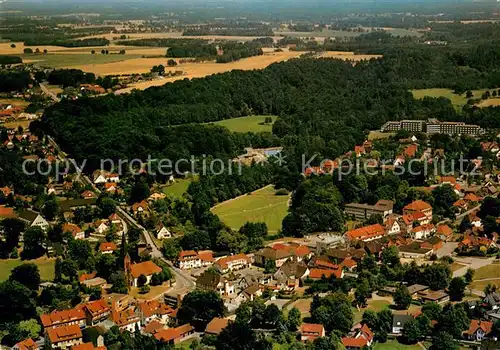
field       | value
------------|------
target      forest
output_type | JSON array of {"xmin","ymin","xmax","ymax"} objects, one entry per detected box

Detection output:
[
  {"xmin": 0, "ymin": 71, "xmax": 33, "ymax": 93},
  {"xmin": 39, "ymin": 46, "xmax": 500, "ymax": 173}
]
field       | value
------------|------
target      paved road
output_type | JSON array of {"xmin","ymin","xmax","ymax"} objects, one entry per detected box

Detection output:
[
  {"xmin": 40, "ymin": 83, "xmax": 61, "ymax": 102},
  {"xmin": 452, "ymin": 256, "xmax": 496, "ymax": 278}
]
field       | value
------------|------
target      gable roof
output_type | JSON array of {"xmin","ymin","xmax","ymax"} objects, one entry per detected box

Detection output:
[
  {"xmin": 196, "ymin": 270, "xmax": 225, "ymax": 289},
  {"xmin": 345, "ymin": 224, "xmax": 385, "ymax": 241},
  {"xmin": 40, "ymin": 307, "xmax": 86, "ymax": 328},
  {"xmin": 309, "ymin": 268, "xmax": 342, "ymax": 279},
  {"xmin": 46, "ymin": 324, "xmax": 82, "ymax": 344},
  {"xmin": 437, "ymin": 224, "xmax": 453, "ymax": 237},
  {"xmin": 403, "ymin": 200, "xmax": 432, "ymax": 212},
  {"xmin": 154, "ymin": 324, "xmax": 194, "ymax": 342},
  {"xmin": 341, "ymin": 337, "xmax": 368, "ymax": 348},
  {"xmin": 143, "ymin": 320, "xmax": 164, "ymax": 335},
  {"xmin": 99, "ymin": 242, "xmax": 117, "ymax": 252},
  {"xmin": 464, "ymin": 319, "xmax": 493, "ymax": 336},
  {"xmin": 0, "ymin": 206, "xmax": 16, "ymax": 218},
  {"xmin": 84, "ymin": 299, "xmax": 110, "ymax": 317},
  {"xmin": 205, "ymin": 317, "xmax": 230, "ymax": 335},
  {"xmin": 18, "ymin": 210, "xmax": 41, "ymax": 223},
  {"xmin": 215, "ymin": 253, "xmax": 250, "ymax": 269},
  {"xmin": 14, "ymin": 338, "xmax": 37, "ymax": 350},
  {"xmin": 300, "ymin": 323, "xmax": 324, "ymax": 334},
  {"xmin": 129, "ymin": 261, "xmax": 162, "ymax": 278}
]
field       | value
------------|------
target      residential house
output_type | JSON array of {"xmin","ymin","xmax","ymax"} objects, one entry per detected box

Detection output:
[
  {"xmin": 274, "ymin": 261, "xmax": 309, "ymax": 288},
  {"xmin": 421, "ymin": 236, "xmax": 443, "ymax": 251},
  {"xmin": 155, "ymin": 225, "xmax": 171, "ymax": 239},
  {"xmin": 83, "ymin": 299, "xmax": 111, "ymax": 326},
  {"xmin": 81, "ymin": 191, "xmax": 96, "ymax": 199},
  {"xmin": 214, "ymin": 253, "xmax": 251, "ymax": 273},
  {"xmin": 198, "ymin": 250, "xmax": 214, "ymax": 266},
  {"xmin": 112, "ymin": 308, "xmax": 141, "ymax": 333},
  {"xmin": 340, "ymin": 257, "xmax": 358, "ymax": 271},
  {"xmin": 62, "ymin": 223, "xmax": 85, "ymax": 240},
  {"xmin": 18, "ymin": 210, "xmax": 49, "ymax": 231},
  {"xmin": 463, "ymin": 320, "xmax": 494, "ymax": 341},
  {"xmin": 154, "ymin": 324, "xmax": 195, "ymax": 345},
  {"xmin": 205, "ymin": 317, "xmax": 230, "ymax": 336},
  {"xmin": 411, "ymin": 223, "xmax": 435, "ymax": 240},
  {"xmin": 40, "ymin": 307, "xmax": 86, "ymax": 330},
  {"xmin": 108, "ymin": 213, "xmax": 121, "ymax": 224},
  {"xmin": 342, "ymin": 324, "xmax": 374, "ymax": 350},
  {"xmin": 403, "ymin": 200, "xmax": 433, "ymax": 220},
  {"xmin": 99, "ymin": 242, "xmax": 117, "ymax": 254},
  {"xmin": 392, "ymin": 314, "xmax": 414, "ymax": 334},
  {"xmin": 436, "ymin": 224, "xmax": 454, "ymax": 241},
  {"xmin": 308, "ymin": 268, "xmax": 344, "ymax": 280},
  {"xmin": 93, "ymin": 170, "xmax": 119, "ymax": 184},
  {"xmin": 299, "ymin": 323, "xmax": 325, "ymax": 342},
  {"xmin": 138, "ymin": 300, "xmax": 174, "ymax": 325},
  {"xmin": 237, "ymin": 284, "xmax": 262, "ymax": 302},
  {"xmin": 344, "ymin": 224, "xmax": 385, "ymax": 242},
  {"xmin": 384, "ymin": 216, "xmax": 401, "ymax": 235},
  {"xmin": 81, "ymin": 277, "xmax": 107, "ymax": 289},
  {"xmin": 13, "ymin": 338, "xmax": 38, "ymax": 350},
  {"xmin": 142, "ymin": 320, "xmax": 165, "ymax": 336},
  {"xmin": 178, "ymin": 250, "xmax": 201, "ymax": 270},
  {"xmin": 254, "ymin": 247, "xmax": 293, "ymax": 268},
  {"xmin": 71, "ymin": 342, "xmax": 106, "ymax": 350},
  {"xmin": 131, "ymin": 200, "xmax": 149, "ymax": 216},
  {"xmin": 127, "ymin": 261, "xmax": 162, "ymax": 287},
  {"xmin": 453, "ymin": 199, "xmax": 468, "ymax": 212},
  {"xmin": 45, "ymin": 324, "xmax": 83, "ymax": 349},
  {"xmin": 196, "ymin": 270, "xmax": 234, "ymax": 296},
  {"xmin": 94, "ymin": 220, "xmax": 109, "ymax": 234},
  {"xmin": 483, "ymin": 292, "xmax": 500, "ymax": 311}
]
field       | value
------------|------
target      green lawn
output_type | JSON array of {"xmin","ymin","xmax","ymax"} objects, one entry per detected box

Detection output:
[
  {"xmin": 0, "ymin": 258, "xmax": 56, "ymax": 282},
  {"xmin": 373, "ymin": 340, "xmax": 422, "ymax": 350},
  {"xmin": 162, "ymin": 177, "xmax": 196, "ymax": 199},
  {"xmin": 353, "ymin": 299, "xmax": 391, "ymax": 323},
  {"xmin": 411, "ymin": 88, "xmax": 499, "ymax": 109},
  {"xmin": 22, "ymin": 53, "xmax": 141, "ymax": 68},
  {"xmin": 209, "ymin": 115, "xmax": 277, "ymax": 133},
  {"xmin": 211, "ymin": 185, "xmax": 289, "ymax": 233}
]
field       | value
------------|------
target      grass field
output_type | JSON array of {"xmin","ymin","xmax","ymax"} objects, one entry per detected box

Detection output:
[
  {"xmin": 412, "ymin": 88, "xmax": 500, "ymax": 108},
  {"xmin": 472, "ymin": 261, "xmax": 500, "ymax": 280},
  {"xmin": 368, "ymin": 130, "xmax": 395, "ymax": 140},
  {"xmin": 320, "ymin": 51, "xmax": 382, "ymax": 61},
  {"xmin": 162, "ymin": 178, "xmax": 195, "ymax": 198},
  {"xmin": 373, "ymin": 340, "xmax": 422, "ymax": 350},
  {"xmin": 209, "ymin": 115, "xmax": 277, "ymax": 133},
  {"xmin": 353, "ymin": 299, "xmax": 391, "ymax": 323},
  {"xmin": 211, "ymin": 185, "xmax": 289, "ymax": 233},
  {"xmin": 0, "ymin": 98, "xmax": 30, "ymax": 107},
  {"xmin": 0, "ymin": 258, "xmax": 56, "ymax": 281}
]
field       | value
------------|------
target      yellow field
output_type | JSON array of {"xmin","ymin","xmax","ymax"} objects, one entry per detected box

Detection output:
[
  {"xmin": 477, "ymin": 98, "xmax": 500, "ymax": 107},
  {"xmin": 320, "ymin": 51, "xmax": 382, "ymax": 61},
  {"xmin": 2, "ymin": 120, "xmax": 32, "ymax": 129},
  {"xmin": 113, "ymin": 51, "xmax": 303, "ymax": 93},
  {"xmin": 0, "ymin": 98, "xmax": 30, "ymax": 107},
  {"xmin": 81, "ymin": 31, "xmax": 281, "ymax": 42}
]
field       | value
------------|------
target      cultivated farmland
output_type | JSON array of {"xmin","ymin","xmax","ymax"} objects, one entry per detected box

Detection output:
[{"xmin": 211, "ymin": 185, "xmax": 289, "ymax": 233}]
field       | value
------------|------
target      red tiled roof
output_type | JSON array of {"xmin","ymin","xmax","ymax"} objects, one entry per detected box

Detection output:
[
  {"xmin": 439, "ymin": 176, "xmax": 456, "ymax": 184},
  {"xmin": 143, "ymin": 320, "xmax": 164, "ymax": 335},
  {"xmin": 138, "ymin": 300, "xmax": 174, "ymax": 318},
  {"xmin": 360, "ymin": 324, "xmax": 374, "ymax": 342},
  {"xmin": 215, "ymin": 253, "xmax": 250, "ymax": 269},
  {"xmin": 99, "ymin": 242, "xmax": 117, "ymax": 252},
  {"xmin": 464, "ymin": 193, "xmax": 482, "ymax": 202},
  {"xmin": 198, "ymin": 251, "xmax": 214, "ymax": 262},
  {"xmin": 0, "ymin": 206, "xmax": 16, "ymax": 218},
  {"xmin": 205, "ymin": 317, "xmax": 230, "ymax": 335},
  {"xmin": 15, "ymin": 338, "xmax": 37, "ymax": 350},
  {"xmin": 79, "ymin": 272, "xmax": 96, "ymax": 282},
  {"xmin": 453, "ymin": 199, "xmax": 467, "ymax": 208},
  {"xmin": 129, "ymin": 261, "xmax": 162, "ymax": 278},
  {"xmin": 437, "ymin": 224, "xmax": 453, "ymax": 237},
  {"xmin": 46, "ymin": 325, "xmax": 82, "ymax": 344},
  {"xmin": 62, "ymin": 223, "xmax": 83, "ymax": 237},
  {"xmin": 154, "ymin": 324, "xmax": 194, "ymax": 343},
  {"xmin": 178, "ymin": 250, "xmax": 199, "ymax": 261},
  {"xmin": 345, "ymin": 224, "xmax": 385, "ymax": 241},
  {"xmin": 40, "ymin": 307, "xmax": 86, "ymax": 328},
  {"xmin": 72, "ymin": 343, "xmax": 106, "ymax": 350},
  {"xmin": 313, "ymin": 257, "xmax": 339, "ymax": 270},
  {"xmin": 404, "ymin": 200, "xmax": 432, "ymax": 212},
  {"xmin": 340, "ymin": 257, "xmax": 357, "ymax": 268},
  {"xmin": 464, "ymin": 320, "xmax": 493, "ymax": 336},
  {"xmin": 404, "ymin": 144, "xmax": 418, "ymax": 158},
  {"xmin": 341, "ymin": 337, "xmax": 368, "ymax": 348},
  {"xmin": 84, "ymin": 299, "xmax": 110, "ymax": 317},
  {"xmin": 309, "ymin": 268, "xmax": 342, "ymax": 279},
  {"xmin": 300, "ymin": 323, "xmax": 324, "ymax": 335}
]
